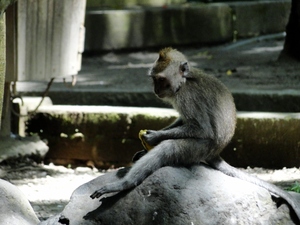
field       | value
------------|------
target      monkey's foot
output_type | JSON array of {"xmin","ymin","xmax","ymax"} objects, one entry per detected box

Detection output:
[
  {"xmin": 90, "ymin": 180, "xmax": 130, "ymax": 200},
  {"xmin": 132, "ymin": 149, "xmax": 148, "ymax": 162},
  {"xmin": 90, "ymin": 187, "xmax": 109, "ymax": 199}
]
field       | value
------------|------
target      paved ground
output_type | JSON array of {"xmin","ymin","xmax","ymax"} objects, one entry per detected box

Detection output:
[{"xmin": 16, "ymin": 34, "xmax": 300, "ymax": 111}]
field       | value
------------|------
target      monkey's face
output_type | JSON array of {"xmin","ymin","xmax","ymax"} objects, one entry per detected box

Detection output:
[
  {"xmin": 151, "ymin": 74, "xmax": 172, "ymax": 98},
  {"xmin": 149, "ymin": 48, "xmax": 190, "ymax": 100},
  {"xmin": 149, "ymin": 62, "xmax": 186, "ymax": 99}
]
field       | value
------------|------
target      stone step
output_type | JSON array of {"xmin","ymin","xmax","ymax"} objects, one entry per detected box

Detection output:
[
  {"xmin": 85, "ymin": 0, "xmax": 291, "ymax": 52},
  {"xmin": 25, "ymin": 105, "xmax": 300, "ymax": 169},
  {"xmin": 19, "ymin": 89, "xmax": 300, "ymax": 113}
]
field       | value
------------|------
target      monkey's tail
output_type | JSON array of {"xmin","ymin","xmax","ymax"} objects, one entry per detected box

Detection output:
[{"xmin": 207, "ymin": 155, "xmax": 300, "ymax": 222}]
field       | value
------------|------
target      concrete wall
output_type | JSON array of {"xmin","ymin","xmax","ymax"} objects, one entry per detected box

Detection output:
[
  {"xmin": 85, "ymin": 4, "xmax": 233, "ymax": 51},
  {"xmin": 27, "ymin": 106, "xmax": 300, "ymax": 169},
  {"xmin": 86, "ymin": 0, "xmax": 186, "ymax": 8},
  {"xmin": 84, "ymin": 0, "xmax": 291, "ymax": 52},
  {"xmin": 230, "ymin": 1, "xmax": 291, "ymax": 38}
]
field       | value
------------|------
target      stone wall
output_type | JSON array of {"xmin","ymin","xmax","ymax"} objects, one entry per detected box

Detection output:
[
  {"xmin": 26, "ymin": 106, "xmax": 300, "ymax": 169},
  {"xmin": 85, "ymin": 0, "xmax": 291, "ymax": 52}
]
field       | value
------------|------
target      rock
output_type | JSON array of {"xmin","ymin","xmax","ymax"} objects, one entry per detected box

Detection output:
[
  {"xmin": 40, "ymin": 164, "xmax": 298, "ymax": 225},
  {"xmin": 0, "ymin": 179, "xmax": 40, "ymax": 225},
  {"xmin": 0, "ymin": 136, "xmax": 48, "ymax": 163}
]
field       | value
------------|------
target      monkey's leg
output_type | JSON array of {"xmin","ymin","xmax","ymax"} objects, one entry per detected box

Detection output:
[{"xmin": 90, "ymin": 139, "xmax": 211, "ymax": 199}]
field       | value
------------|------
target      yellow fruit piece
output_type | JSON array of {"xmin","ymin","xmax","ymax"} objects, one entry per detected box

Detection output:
[{"xmin": 138, "ymin": 129, "xmax": 153, "ymax": 151}]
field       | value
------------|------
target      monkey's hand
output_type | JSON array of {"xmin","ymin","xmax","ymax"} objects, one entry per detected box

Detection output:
[
  {"xmin": 143, "ymin": 130, "xmax": 162, "ymax": 146},
  {"xmin": 139, "ymin": 129, "xmax": 153, "ymax": 151}
]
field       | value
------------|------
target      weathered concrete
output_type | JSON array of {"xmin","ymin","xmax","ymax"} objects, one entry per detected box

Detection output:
[
  {"xmin": 21, "ymin": 90, "xmax": 300, "ymax": 113},
  {"xmin": 0, "ymin": 179, "xmax": 40, "ymax": 225},
  {"xmin": 39, "ymin": 165, "xmax": 299, "ymax": 225},
  {"xmin": 84, "ymin": 4, "xmax": 233, "ymax": 51},
  {"xmin": 226, "ymin": 112, "xmax": 300, "ymax": 168},
  {"xmin": 84, "ymin": 1, "xmax": 291, "ymax": 52},
  {"xmin": 86, "ymin": 0, "xmax": 186, "ymax": 8},
  {"xmin": 233, "ymin": 90, "xmax": 300, "ymax": 113},
  {"xmin": 230, "ymin": 0, "xmax": 291, "ymax": 38},
  {"xmin": 0, "ymin": 135, "xmax": 49, "ymax": 163},
  {"xmin": 26, "ymin": 105, "xmax": 300, "ymax": 168},
  {"xmin": 12, "ymin": 97, "xmax": 53, "ymax": 136},
  {"xmin": 27, "ymin": 106, "xmax": 178, "ymax": 168},
  {"xmin": 17, "ymin": 38, "xmax": 300, "ymax": 113}
]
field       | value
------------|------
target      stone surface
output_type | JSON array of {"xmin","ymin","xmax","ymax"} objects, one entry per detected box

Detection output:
[
  {"xmin": 84, "ymin": 1, "xmax": 291, "ymax": 52},
  {"xmin": 0, "ymin": 136, "xmax": 49, "ymax": 163},
  {"xmin": 230, "ymin": 0, "xmax": 291, "ymax": 38},
  {"xmin": 86, "ymin": 0, "xmax": 186, "ymax": 8},
  {"xmin": 225, "ymin": 112, "xmax": 300, "ymax": 168},
  {"xmin": 18, "ymin": 38, "xmax": 300, "ymax": 112},
  {"xmin": 85, "ymin": 4, "xmax": 233, "ymax": 51},
  {"xmin": 27, "ymin": 106, "xmax": 178, "ymax": 167},
  {"xmin": 26, "ymin": 106, "xmax": 300, "ymax": 168},
  {"xmin": 0, "ymin": 179, "xmax": 40, "ymax": 225},
  {"xmin": 12, "ymin": 96, "xmax": 53, "ymax": 136},
  {"xmin": 39, "ymin": 165, "xmax": 298, "ymax": 225}
]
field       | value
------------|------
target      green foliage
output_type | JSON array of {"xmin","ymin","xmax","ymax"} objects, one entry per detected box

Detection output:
[{"xmin": 286, "ymin": 181, "xmax": 300, "ymax": 193}]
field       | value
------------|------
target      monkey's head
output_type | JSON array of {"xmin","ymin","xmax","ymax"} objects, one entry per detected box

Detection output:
[{"xmin": 149, "ymin": 48, "xmax": 190, "ymax": 99}]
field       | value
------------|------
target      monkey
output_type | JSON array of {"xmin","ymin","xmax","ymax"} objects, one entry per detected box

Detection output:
[{"xmin": 91, "ymin": 47, "xmax": 300, "ymax": 220}]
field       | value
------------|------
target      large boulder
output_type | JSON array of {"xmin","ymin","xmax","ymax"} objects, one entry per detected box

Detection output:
[
  {"xmin": 40, "ymin": 164, "xmax": 299, "ymax": 225},
  {"xmin": 0, "ymin": 179, "xmax": 40, "ymax": 225}
]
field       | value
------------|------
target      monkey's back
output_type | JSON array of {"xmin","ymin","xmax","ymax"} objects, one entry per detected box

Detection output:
[{"xmin": 174, "ymin": 68, "xmax": 236, "ymax": 155}]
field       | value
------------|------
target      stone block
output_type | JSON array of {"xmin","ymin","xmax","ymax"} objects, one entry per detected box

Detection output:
[
  {"xmin": 27, "ymin": 106, "xmax": 300, "ymax": 168},
  {"xmin": 84, "ymin": 4, "xmax": 232, "ymax": 51},
  {"xmin": 27, "ymin": 106, "xmax": 178, "ymax": 167},
  {"xmin": 223, "ymin": 112, "xmax": 300, "ymax": 168},
  {"xmin": 230, "ymin": 0, "xmax": 291, "ymax": 38},
  {"xmin": 85, "ymin": 10, "xmax": 145, "ymax": 51},
  {"xmin": 84, "ymin": 1, "xmax": 292, "ymax": 51},
  {"xmin": 86, "ymin": 0, "xmax": 186, "ymax": 8}
]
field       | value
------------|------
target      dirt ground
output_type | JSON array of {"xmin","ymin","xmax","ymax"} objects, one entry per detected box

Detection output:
[{"xmin": 4, "ymin": 36, "xmax": 300, "ymax": 221}]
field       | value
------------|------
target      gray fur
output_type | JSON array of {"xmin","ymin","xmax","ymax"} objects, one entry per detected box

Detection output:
[{"xmin": 90, "ymin": 48, "xmax": 300, "ymax": 221}]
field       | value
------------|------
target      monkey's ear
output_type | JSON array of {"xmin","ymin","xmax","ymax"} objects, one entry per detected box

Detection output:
[{"xmin": 180, "ymin": 62, "xmax": 189, "ymax": 77}]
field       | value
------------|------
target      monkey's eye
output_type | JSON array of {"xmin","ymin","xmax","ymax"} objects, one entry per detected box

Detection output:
[{"xmin": 152, "ymin": 75, "xmax": 166, "ymax": 83}]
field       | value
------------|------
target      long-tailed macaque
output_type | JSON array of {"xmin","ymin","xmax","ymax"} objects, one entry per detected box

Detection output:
[{"xmin": 91, "ymin": 48, "xmax": 300, "ymax": 220}]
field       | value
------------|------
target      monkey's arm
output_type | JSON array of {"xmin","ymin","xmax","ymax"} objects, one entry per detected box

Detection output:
[
  {"xmin": 162, "ymin": 117, "xmax": 183, "ymax": 130},
  {"xmin": 144, "ymin": 122, "xmax": 213, "ymax": 146},
  {"xmin": 132, "ymin": 119, "xmax": 182, "ymax": 162}
]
